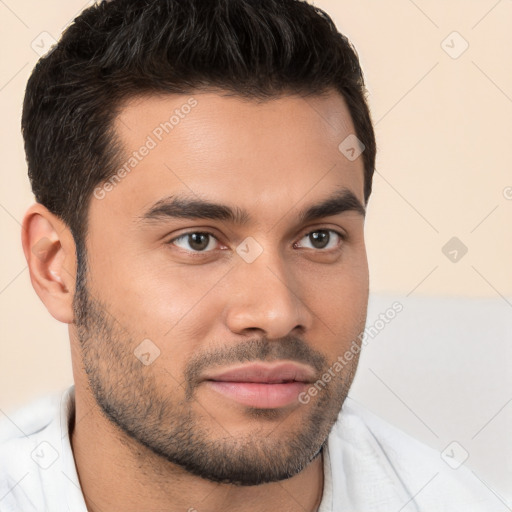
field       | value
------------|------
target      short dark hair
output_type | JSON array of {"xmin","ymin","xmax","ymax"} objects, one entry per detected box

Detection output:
[{"xmin": 22, "ymin": 0, "xmax": 376, "ymax": 249}]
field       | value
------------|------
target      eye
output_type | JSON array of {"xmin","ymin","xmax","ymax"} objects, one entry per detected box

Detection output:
[
  {"xmin": 294, "ymin": 229, "xmax": 345, "ymax": 251},
  {"xmin": 169, "ymin": 232, "xmax": 221, "ymax": 253},
  {"xmin": 168, "ymin": 228, "xmax": 346, "ymax": 255}
]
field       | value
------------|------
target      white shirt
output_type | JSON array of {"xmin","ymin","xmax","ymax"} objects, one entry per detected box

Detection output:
[{"xmin": 0, "ymin": 385, "xmax": 509, "ymax": 511}]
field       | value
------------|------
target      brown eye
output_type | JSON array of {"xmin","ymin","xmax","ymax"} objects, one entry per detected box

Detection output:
[
  {"xmin": 295, "ymin": 229, "xmax": 345, "ymax": 251},
  {"xmin": 169, "ymin": 232, "xmax": 219, "ymax": 252}
]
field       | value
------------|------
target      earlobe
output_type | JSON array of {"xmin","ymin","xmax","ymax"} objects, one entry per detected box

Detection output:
[{"xmin": 21, "ymin": 203, "xmax": 77, "ymax": 324}]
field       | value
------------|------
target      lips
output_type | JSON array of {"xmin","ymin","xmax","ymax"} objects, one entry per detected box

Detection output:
[
  {"xmin": 203, "ymin": 362, "xmax": 316, "ymax": 384},
  {"xmin": 202, "ymin": 362, "xmax": 316, "ymax": 409}
]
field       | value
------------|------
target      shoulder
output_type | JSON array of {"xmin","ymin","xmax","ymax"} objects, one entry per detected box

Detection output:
[
  {"xmin": 0, "ymin": 388, "xmax": 68, "ymax": 512},
  {"xmin": 0, "ymin": 391, "xmax": 61, "ymax": 442},
  {"xmin": 326, "ymin": 397, "xmax": 509, "ymax": 511}
]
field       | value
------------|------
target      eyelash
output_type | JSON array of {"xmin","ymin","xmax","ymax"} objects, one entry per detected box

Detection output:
[{"xmin": 167, "ymin": 228, "xmax": 347, "ymax": 254}]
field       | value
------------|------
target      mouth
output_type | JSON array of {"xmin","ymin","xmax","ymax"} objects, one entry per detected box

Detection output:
[{"xmin": 202, "ymin": 362, "xmax": 316, "ymax": 409}]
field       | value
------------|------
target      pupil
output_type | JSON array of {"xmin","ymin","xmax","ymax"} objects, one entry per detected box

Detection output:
[{"xmin": 190, "ymin": 233, "xmax": 209, "ymax": 251}]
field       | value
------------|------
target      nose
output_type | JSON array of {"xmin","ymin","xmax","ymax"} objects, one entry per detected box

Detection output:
[{"xmin": 223, "ymin": 246, "xmax": 314, "ymax": 339}]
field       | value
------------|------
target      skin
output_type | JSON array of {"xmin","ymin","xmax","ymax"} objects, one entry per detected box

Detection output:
[{"xmin": 21, "ymin": 89, "xmax": 369, "ymax": 512}]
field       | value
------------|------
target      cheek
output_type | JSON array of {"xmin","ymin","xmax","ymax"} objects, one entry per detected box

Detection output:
[
  {"xmin": 299, "ymin": 255, "xmax": 369, "ymax": 355},
  {"xmin": 91, "ymin": 249, "xmax": 229, "ymax": 364},
  {"xmin": 302, "ymin": 251, "xmax": 368, "ymax": 313}
]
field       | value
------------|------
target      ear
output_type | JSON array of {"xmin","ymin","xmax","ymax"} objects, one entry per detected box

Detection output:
[{"xmin": 21, "ymin": 203, "xmax": 78, "ymax": 324}]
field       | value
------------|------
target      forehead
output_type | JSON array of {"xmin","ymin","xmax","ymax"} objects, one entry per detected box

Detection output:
[{"xmin": 92, "ymin": 90, "xmax": 365, "ymax": 229}]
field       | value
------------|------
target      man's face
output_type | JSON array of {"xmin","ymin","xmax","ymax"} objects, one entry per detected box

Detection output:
[{"xmin": 72, "ymin": 90, "xmax": 369, "ymax": 485}]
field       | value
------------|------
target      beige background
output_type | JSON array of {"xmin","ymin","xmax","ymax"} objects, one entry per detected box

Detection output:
[{"xmin": 0, "ymin": 0, "xmax": 511, "ymax": 503}]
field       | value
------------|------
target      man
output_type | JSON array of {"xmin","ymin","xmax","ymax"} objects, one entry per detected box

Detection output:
[{"xmin": 0, "ymin": 0, "xmax": 506, "ymax": 510}]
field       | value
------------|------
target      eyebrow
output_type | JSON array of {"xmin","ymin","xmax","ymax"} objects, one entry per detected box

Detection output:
[{"xmin": 137, "ymin": 187, "xmax": 365, "ymax": 227}]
